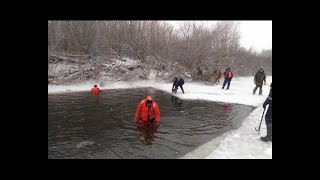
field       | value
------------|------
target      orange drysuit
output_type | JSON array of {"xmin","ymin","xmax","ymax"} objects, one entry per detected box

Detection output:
[
  {"xmin": 91, "ymin": 87, "xmax": 100, "ymax": 94},
  {"xmin": 135, "ymin": 96, "xmax": 160, "ymax": 125}
]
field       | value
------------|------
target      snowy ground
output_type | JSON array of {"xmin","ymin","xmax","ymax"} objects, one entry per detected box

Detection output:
[{"xmin": 48, "ymin": 76, "xmax": 272, "ymax": 159}]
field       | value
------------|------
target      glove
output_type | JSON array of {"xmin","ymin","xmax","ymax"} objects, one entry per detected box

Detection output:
[{"xmin": 150, "ymin": 118, "xmax": 156, "ymax": 123}]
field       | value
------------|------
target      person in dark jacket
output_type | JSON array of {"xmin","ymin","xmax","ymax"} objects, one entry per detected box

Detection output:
[
  {"xmin": 172, "ymin": 77, "xmax": 185, "ymax": 94},
  {"xmin": 222, "ymin": 67, "xmax": 233, "ymax": 90},
  {"xmin": 253, "ymin": 67, "xmax": 267, "ymax": 95},
  {"xmin": 261, "ymin": 83, "xmax": 272, "ymax": 142}
]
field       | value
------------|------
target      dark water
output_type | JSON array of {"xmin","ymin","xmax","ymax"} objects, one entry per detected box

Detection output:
[{"xmin": 48, "ymin": 88, "xmax": 254, "ymax": 159}]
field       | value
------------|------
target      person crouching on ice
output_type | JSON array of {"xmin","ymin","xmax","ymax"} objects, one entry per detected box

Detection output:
[{"xmin": 172, "ymin": 77, "xmax": 185, "ymax": 94}]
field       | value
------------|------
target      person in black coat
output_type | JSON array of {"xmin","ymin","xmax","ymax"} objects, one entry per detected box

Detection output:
[
  {"xmin": 172, "ymin": 77, "xmax": 185, "ymax": 94},
  {"xmin": 253, "ymin": 67, "xmax": 267, "ymax": 95},
  {"xmin": 261, "ymin": 83, "xmax": 272, "ymax": 142}
]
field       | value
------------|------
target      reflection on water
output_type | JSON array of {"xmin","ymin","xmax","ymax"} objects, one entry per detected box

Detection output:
[
  {"xmin": 172, "ymin": 95, "xmax": 183, "ymax": 111},
  {"xmin": 48, "ymin": 88, "xmax": 254, "ymax": 159},
  {"xmin": 136, "ymin": 123, "xmax": 159, "ymax": 145}
]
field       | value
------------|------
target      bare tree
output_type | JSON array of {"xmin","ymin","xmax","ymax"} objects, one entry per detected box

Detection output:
[{"xmin": 48, "ymin": 20, "xmax": 271, "ymax": 84}]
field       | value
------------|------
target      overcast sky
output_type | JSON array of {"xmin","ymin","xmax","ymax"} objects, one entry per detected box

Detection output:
[{"xmin": 166, "ymin": 20, "xmax": 272, "ymax": 52}]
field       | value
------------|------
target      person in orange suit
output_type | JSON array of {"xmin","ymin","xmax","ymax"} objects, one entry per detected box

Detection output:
[
  {"xmin": 91, "ymin": 85, "xmax": 100, "ymax": 94},
  {"xmin": 135, "ymin": 96, "xmax": 160, "ymax": 127}
]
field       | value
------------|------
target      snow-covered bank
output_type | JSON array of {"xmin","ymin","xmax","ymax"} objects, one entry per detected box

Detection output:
[
  {"xmin": 204, "ymin": 106, "xmax": 272, "ymax": 159},
  {"xmin": 48, "ymin": 76, "xmax": 271, "ymax": 106},
  {"xmin": 48, "ymin": 76, "xmax": 272, "ymax": 158},
  {"xmin": 182, "ymin": 106, "xmax": 272, "ymax": 159}
]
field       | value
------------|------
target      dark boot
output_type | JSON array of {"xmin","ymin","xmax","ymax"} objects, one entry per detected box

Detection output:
[
  {"xmin": 253, "ymin": 87, "xmax": 257, "ymax": 94},
  {"xmin": 226, "ymin": 80, "xmax": 231, "ymax": 90},
  {"xmin": 222, "ymin": 79, "xmax": 227, "ymax": 89},
  {"xmin": 181, "ymin": 86, "xmax": 185, "ymax": 94},
  {"xmin": 259, "ymin": 87, "xmax": 262, "ymax": 95},
  {"xmin": 261, "ymin": 123, "xmax": 272, "ymax": 141}
]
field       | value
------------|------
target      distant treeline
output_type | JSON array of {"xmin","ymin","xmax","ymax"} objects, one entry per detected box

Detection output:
[{"xmin": 48, "ymin": 21, "xmax": 272, "ymax": 76}]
